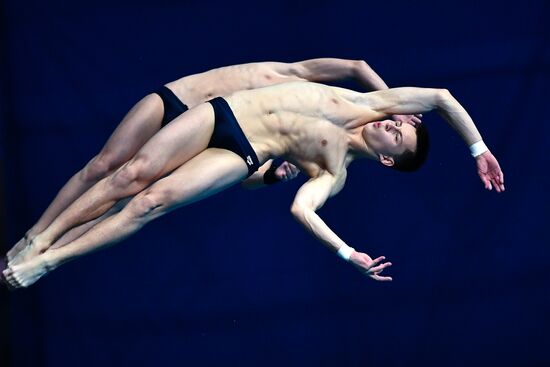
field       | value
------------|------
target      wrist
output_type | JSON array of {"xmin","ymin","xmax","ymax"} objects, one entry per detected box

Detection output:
[
  {"xmin": 263, "ymin": 158, "xmax": 286, "ymax": 185},
  {"xmin": 336, "ymin": 244, "xmax": 355, "ymax": 261},
  {"xmin": 469, "ymin": 140, "xmax": 488, "ymax": 157}
]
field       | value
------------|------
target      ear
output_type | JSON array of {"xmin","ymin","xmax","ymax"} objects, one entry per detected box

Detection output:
[{"xmin": 379, "ymin": 154, "xmax": 394, "ymax": 167}]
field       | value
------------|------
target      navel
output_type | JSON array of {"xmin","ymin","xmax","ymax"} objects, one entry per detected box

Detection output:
[
  {"xmin": 331, "ymin": 98, "xmax": 339, "ymax": 105},
  {"xmin": 321, "ymin": 139, "xmax": 328, "ymax": 147}
]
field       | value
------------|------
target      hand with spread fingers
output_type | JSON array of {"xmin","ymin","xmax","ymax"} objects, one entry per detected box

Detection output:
[
  {"xmin": 392, "ymin": 114, "xmax": 423, "ymax": 127},
  {"xmin": 475, "ymin": 150, "xmax": 505, "ymax": 193},
  {"xmin": 349, "ymin": 252, "xmax": 393, "ymax": 282}
]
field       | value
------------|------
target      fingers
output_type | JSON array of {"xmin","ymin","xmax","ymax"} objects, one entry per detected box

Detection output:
[
  {"xmin": 495, "ymin": 170, "xmax": 505, "ymax": 192},
  {"xmin": 371, "ymin": 275, "xmax": 393, "ymax": 282},
  {"xmin": 276, "ymin": 162, "xmax": 299, "ymax": 181},
  {"xmin": 285, "ymin": 164, "xmax": 296, "ymax": 180},
  {"xmin": 364, "ymin": 256, "xmax": 393, "ymax": 282},
  {"xmin": 492, "ymin": 177, "xmax": 502, "ymax": 192},
  {"xmin": 350, "ymin": 253, "xmax": 393, "ymax": 282},
  {"xmin": 409, "ymin": 114, "xmax": 423, "ymax": 126},
  {"xmin": 369, "ymin": 261, "xmax": 392, "ymax": 274},
  {"xmin": 0, "ymin": 269, "xmax": 9, "ymax": 289},
  {"xmin": 289, "ymin": 165, "xmax": 300, "ymax": 178},
  {"xmin": 487, "ymin": 172, "xmax": 500, "ymax": 192},
  {"xmin": 3, "ymin": 268, "xmax": 19, "ymax": 289},
  {"xmin": 493, "ymin": 176, "xmax": 505, "ymax": 192},
  {"xmin": 371, "ymin": 256, "xmax": 386, "ymax": 267},
  {"xmin": 479, "ymin": 173, "xmax": 492, "ymax": 190},
  {"xmin": 484, "ymin": 169, "xmax": 505, "ymax": 193}
]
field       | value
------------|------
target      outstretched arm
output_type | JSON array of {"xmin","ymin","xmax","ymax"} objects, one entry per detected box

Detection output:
[
  {"xmin": 287, "ymin": 58, "xmax": 422, "ymax": 126},
  {"xmin": 290, "ymin": 170, "xmax": 393, "ymax": 282},
  {"xmin": 365, "ymin": 87, "xmax": 505, "ymax": 192}
]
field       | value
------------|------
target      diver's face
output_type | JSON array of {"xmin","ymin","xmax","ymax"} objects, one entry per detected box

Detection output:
[{"xmin": 362, "ymin": 119, "xmax": 417, "ymax": 159}]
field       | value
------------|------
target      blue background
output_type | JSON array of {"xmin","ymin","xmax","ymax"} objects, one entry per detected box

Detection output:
[{"xmin": 1, "ymin": 1, "xmax": 549, "ymax": 366}]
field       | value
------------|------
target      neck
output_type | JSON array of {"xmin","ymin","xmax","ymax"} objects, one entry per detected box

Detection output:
[{"xmin": 347, "ymin": 126, "xmax": 378, "ymax": 162}]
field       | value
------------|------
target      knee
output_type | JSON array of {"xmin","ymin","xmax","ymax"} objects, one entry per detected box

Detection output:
[
  {"xmin": 81, "ymin": 154, "xmax": 115, "ymax": 183},
  {"xmin": 127, "ymin": 188, "xmax": 173, "ymax": 220},
  {"xmin": 109, "ymin": 156, "xmax": 155, "ymax": 190}
]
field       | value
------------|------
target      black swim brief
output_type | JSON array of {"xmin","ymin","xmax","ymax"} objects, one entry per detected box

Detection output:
[
  {"xmin": 154, "ymin": 86, "xmax": 189, "ymax": 128},
  {"xmin": 207, "ymin": 97, "xmax": 260, "ymax": 177}
]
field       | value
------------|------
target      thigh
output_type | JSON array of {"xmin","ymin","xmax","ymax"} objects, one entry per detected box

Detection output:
[
  {"xmin": 132, "ymin": 103, "xmax": 216, "ymax": 179},
  {"xmin": 140, "ymin": 148, "xmax": 249, "ymax": 218},
  {"xmin": 98, "ymin": 93, "xmax": 164, "ymax": 167}
]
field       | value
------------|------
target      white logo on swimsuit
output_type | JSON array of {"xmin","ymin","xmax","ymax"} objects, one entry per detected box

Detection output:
[{"xmin": 246, "ymin": 156, "xmax": 253, "ymax": 166}]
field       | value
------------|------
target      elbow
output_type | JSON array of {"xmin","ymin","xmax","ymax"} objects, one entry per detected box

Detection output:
[
  {"xmin": 290, "ymin": 203, "xmax": 303, "ymax": 220},
  {"xmin": 291, "ymin": 202, "xmax": 312, "ymax": 223},
  {"xmin": 291, "ymin": 203, "xmax": 316, "ymax": 226},
  {"xmin": 435, "ymin": 88, "xmax": 454, "ymax": 109},
  {"xmin": 437, "ymin": 88, "xmax": 452, "ymax": 102},
  {"xmin": 353, "ymin": 59, "xmax": 371, "ymax": 77}
]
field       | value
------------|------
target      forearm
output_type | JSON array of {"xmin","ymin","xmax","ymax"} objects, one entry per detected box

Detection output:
[
  {"xmin": 353, "ymin": 60, "xmax": 390, "ymax": 91},
  {"xmin": 241, "ymin": 160, "xmax": 272, "ymax": 190},
  {"xmin": 437, "ymin": 90, "xmax": 482, "ymax": 146},
  {"xmin": 291, "ymin": 205, "xmax": 349, "ymax": 254}
]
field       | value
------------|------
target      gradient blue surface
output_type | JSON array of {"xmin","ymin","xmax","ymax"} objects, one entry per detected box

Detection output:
[{"xmin": 1, "ymin": 1, "xmax": 549, "ymax": 366}]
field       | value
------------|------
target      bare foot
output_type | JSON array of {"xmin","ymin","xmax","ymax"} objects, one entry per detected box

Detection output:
[
  {"xmin": 8, "ymin": 237, "xmax": 48, "ymax": 267},
  {"xmin": 6, "ymin": 235, "xmax": 30, "ymax": 262},
  {"xmin": 3, "ymin": 254, "xmax": 54, "ymax": 289}
]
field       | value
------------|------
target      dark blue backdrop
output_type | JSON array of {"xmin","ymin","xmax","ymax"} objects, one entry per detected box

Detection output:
[{"xmin": 1, "ymin": 1, "xmax": 549, "ymax": 366}]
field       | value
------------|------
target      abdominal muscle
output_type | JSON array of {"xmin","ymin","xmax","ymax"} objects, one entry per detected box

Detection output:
[{"xmin": 226, "ymin": 83, "xmax": 352, "ymax": 176}]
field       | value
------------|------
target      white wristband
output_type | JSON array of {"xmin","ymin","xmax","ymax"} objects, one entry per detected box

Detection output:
[
  {"xmin": 469, "ymin": 140, "xmax": 488, "ymax": 157},
  {"xmin": 337, "ymin": 245, "xmax": 355, "ymax": 261}
]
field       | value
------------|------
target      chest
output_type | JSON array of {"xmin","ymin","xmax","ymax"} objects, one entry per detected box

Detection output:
[{"xmin": 287, "ymin": 120, "xmax": 348, "ymax": 176}]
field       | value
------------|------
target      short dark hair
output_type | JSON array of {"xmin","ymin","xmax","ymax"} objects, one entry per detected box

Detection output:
[{"xmin": 391, "ymin": 124, "xmax": 430, "ymax": 172}]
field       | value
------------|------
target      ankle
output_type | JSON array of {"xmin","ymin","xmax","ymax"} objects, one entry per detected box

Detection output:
[
  {"xmin": 42, "ymin": 250, "xmax": 60, "ymax": 271},
  {"xmin": 31, "ymin": 234, "xmax": 51, "ymax": 251},
  {"xmin": 25, "ymin": 228, "xmax": 41, "ymax": 240}
]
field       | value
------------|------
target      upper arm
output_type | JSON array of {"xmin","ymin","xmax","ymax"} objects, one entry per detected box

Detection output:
[
  {"xmin": 365, "ymin": 87, "xmax": 448, "ymax": 115},
  {"xmin": 275, "ymin": 58, "xmax": 361, "ymax": 82},
  {"xmin": 330, "ymin": 169, "xmax": 347, "ymax": 197},
  {"xmin": 291, "ymin": 170, "xmax": 346, "ymax": 212}
]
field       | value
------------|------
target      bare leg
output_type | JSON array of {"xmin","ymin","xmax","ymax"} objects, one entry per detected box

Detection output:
[
  {"xmin": 3, "ymin": 148, "xmax": 249, "ymax": 288},
  {"xmin": 11, "ymin": 103, "xmax": 216, "ymax": 265},
  {"xmin": 7, "ymin": 93, "xmax": 165, "ymax": 262},
  {"xmin": 49, "ymin": 197, "xmax": 132, "ymax": 250}
]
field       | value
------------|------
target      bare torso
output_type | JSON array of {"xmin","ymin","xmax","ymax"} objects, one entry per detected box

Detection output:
[
  {"xmin": 166, "ymin": 64, "xmax": 382, "ymax": 178},
  {"xmin": 226, "ymin": 82, "xmax": 382, "ymax": 177},
  {"xmin": 165, "ymin": 62, "xmax": 307, "ymax": 107}
]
